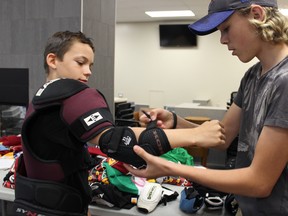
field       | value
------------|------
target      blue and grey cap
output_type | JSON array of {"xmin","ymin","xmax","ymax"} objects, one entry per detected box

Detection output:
[{"xmin": 189, "ymin": 0, "xmax": 278, "ymax": 35}]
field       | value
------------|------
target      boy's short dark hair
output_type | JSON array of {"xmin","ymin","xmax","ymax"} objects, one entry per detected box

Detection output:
[{"xmin": 43, "ymin": 31, "xmax": 94, "ymax": 74}]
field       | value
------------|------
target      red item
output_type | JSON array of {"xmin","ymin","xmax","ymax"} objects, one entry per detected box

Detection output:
[
  {"xmin": 11, "ymin": 145, "xmax": 22, "ymax": 153},
  {"xmin": 107, "ymin": 158, "xmax": 129, "ymax": 174},
  {"xmin": 0, "ymin": 135, "xmax": 22, "ymax": 147},
  {"xmin": 88, "ymin": 146, "xmax": 129, "ymax": 174},
  {"xmin": 88, "ymin": 146, "xmax": 107, "ymax": 157}
]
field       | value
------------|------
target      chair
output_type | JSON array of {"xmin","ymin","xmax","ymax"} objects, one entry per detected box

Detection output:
[
  {"xmin": 184, "ymin": 116, "xmax": 211, "ymax": 167},
  {"xmin": 115, "ymin": 102, "xmax": 133, "ymax": 117},
  {"xmin": 115, "ymin": 102, "xmax": 140, "ymax": 127},
  {"xmin": 226, "ymin": 91, "xmax": 237, "ymax": 109},
  {"xmin": 184, "ymin": 116, "xmax": 211, "ymax": 125}
]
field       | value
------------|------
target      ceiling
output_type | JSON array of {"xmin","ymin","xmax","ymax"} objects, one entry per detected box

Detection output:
[{"xmin": 116, "ymin": 0, "xmax": 288, "ymax": 23}]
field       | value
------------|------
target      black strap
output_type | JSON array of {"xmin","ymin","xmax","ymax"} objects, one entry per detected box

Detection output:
[
  {"xmin": 171, "ymin": 111, "xmax": 177, "ymax": 129},
  {"xmin": 69, "ymin": 107, "xmax": 114, "ymax": 139},
  {"xmin": 33, "ymin": 79, "xmax": 88, "ymax": 105},
  {"xmin": 185, "ymin": 187, "xmax": 200, "ymax": 199},
  {"xmin": 107, "ymin": 127, "xmax": 125, "ymax": 153}
]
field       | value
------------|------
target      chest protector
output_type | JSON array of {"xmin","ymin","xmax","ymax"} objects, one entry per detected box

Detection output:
[{"xmin": 14, "ymin": 79, "xmax": 114, "ymax": 216}]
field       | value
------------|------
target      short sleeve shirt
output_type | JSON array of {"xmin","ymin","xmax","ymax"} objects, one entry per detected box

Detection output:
[{"xmin": 234, "ymin": 57, "xmax": 288, "ymax": 215}]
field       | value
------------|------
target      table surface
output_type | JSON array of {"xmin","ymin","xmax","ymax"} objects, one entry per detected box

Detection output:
[
  {"xmin": 90, "ymin": 184, "xmax": 189, "ymax": 216},
  {"xmin": 0, "ymin": 170, "xmax": 229, "ymax": 216},
  {"xmin": 175, "ymin": 102, "xmax": 201, "ymax": 108}
]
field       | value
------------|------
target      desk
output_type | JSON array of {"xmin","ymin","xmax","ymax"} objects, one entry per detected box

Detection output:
[
  {"xmin": 114, "ymin": 97, "xmax": 128, "ymax": 103},
  {"xmin": 89, "ymin": 184, "xmax": 228, "ymax": 216},
  {"xmin": 184, "ymin": 116, "xmax": 211, "ymax": 125},
  {"xmin": 89, "ymin": 184, "xmax": 187, "ymax": 216},
  {"xmin": 175, "ymin": 103, "xmax": 201, "ymax": 108},
  {"xmin": 0, "ymin": 170, "xmax": 229, "ymax": 216},
  {"xmin": 165, "ymin": 104, "xmax": 227, "ymax": 167},
  {"xmin": 165, "ymin": 104, "xmax": 227, "ymax": 121}
]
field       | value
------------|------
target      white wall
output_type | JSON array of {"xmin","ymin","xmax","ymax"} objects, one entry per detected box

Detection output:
[{"xmin": 115, "ymin": 22, "xmax": 258, "ymax": 107}]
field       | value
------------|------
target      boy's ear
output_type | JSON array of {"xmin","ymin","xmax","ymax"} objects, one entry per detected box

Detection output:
[
  {"xmin": 46, "ymin": 53, "xmax": 57, "ymax": 70},
  {"xmin": 251, "ymin": 5, "xmax": 265, "ymax": 21}
]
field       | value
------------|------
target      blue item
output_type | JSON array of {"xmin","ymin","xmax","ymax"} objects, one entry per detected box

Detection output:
[{"xmin": 179, "ymin": 187, "xmax": 204, "ymax": 213}]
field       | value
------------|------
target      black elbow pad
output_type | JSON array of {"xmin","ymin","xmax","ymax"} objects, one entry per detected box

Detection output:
[
  {"xmin": 99, "ymin": 127, "xmax": 146, "ymax": 168},
  {"xmin": 138, "ymin": 120, "xmax": 171, "ymax": 156},
  {"xmin": 99, "ymin": 121, "xmax": 171, "ymax": 168}
]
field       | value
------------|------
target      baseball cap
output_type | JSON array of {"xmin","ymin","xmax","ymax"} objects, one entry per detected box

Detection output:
[{"xmin": 189, "ymin": 0, "xmax": 278, "ymax": 35}]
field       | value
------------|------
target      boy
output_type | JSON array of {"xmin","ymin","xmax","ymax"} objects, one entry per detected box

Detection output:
[
  {"xmin": 125, "ymin": 0, "xmax": 288, "ymax": 215},
  {"xmin": 14, "ymin": 31, "xmax": 225, "ymax": 216}
]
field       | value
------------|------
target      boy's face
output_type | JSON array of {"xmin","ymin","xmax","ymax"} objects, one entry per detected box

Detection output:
[
  {"xmin": 48, "ymin": 41, "xmax": 94, "ymax": 83},
  {"xmin": 217, "ymin": 10, "xmax": 262, "ymax": 63}
]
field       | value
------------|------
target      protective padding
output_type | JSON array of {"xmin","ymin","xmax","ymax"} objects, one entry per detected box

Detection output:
[
  {"xmin": 99, "ymin": 121, "xmax": 171, "ymax": 168},
  {"xmin": 14, "ymin": 172, "xmax": 86, "ymax": 216},
  {"xmin": 99, "ymin": 127, "xmax": 146, "ymax": 168},
  {"xmin": 32, "ymin": 79, "xmax": 114, "ymax": 142},
  {"xmin": 138, "ymin": 120, "xmax": 171, "ymax": 156},
  {"xmin": 21, "ymin": 78, "xmax": 113, "ymax": 180}
]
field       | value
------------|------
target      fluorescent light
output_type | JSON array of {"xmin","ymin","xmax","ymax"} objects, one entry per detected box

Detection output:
[
  {"xmin": 279, "ymin": 8, "xmax": 288, "ymax": 16},
  {"xmin": 145, "ymin": 10, "xmax": 195, "ymax": 18}
]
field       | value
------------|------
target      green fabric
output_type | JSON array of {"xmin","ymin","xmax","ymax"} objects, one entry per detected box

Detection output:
[
  {"xmin": 103, "ymin": 162, "xmax": 139, "ymax": 195},
  {"xmin": 160, "ymin": 147, "xmax": 194, "ymax": 166}
]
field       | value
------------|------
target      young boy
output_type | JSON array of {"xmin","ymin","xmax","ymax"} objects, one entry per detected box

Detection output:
[
  {"xmin": 13, "ymin": 31, "xmax": 225, "ymax": 216},
  {"xmin": 125, "ymin": 0, "xmax": 288, "ymax": 215}
]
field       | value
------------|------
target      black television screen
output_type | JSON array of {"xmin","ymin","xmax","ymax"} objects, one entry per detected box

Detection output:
[
  {"xmin": 159, "ymin": 24, "xmax": 197, "ymax": 47},
  {"xmin": 0, "ymin": 68, "xmax": 29, "ymax": 107}
]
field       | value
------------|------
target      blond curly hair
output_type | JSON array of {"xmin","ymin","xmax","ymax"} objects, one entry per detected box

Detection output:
[{"xmin": 238, "ymin": 7, "xmax": 288, "ymax": 45}]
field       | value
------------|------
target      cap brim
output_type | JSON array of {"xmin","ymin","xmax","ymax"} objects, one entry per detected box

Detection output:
[{"xmin": 189, "ymin": 10, "xmax": 234, "ymax": 36}]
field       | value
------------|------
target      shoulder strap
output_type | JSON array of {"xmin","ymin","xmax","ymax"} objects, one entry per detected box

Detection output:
[{"xmin": 33, "ymin": 79, "xmax": 88, "ymax": 107}]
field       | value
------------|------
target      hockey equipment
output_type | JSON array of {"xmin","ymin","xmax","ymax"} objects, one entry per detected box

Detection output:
[
  {"xmin": 137, "ymin": 182, "xmax": 163, "ymax": 213},
  {"xmin": 99, "ymin": 120, "xmax": 171, "ymax": 168}
]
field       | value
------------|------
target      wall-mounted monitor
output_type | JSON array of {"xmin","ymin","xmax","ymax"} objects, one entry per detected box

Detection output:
[
  {"xmin": 0, "ymin": 68, "xmax": 29, "ymax": 107},
  {"xmin": 159, "ymin": 24, "xmax": 197, "ymax": 47}
]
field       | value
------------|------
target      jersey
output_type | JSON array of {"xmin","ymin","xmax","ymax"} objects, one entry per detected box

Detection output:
[{"xmin": 234, "ymin": 56, "xmax": 288, "ymax": 215}]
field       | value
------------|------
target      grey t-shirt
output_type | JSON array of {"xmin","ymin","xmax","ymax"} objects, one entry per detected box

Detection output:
[{"xmin": 234, "ymin": 56, "xmax": 288, "ymax": 215}]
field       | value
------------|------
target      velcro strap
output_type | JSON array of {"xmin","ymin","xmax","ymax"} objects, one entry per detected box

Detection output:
[
  {"xmin": 69, "ymin": 107, "xmax": 113, "ymax": 139},
  {"xmin": 107, "ymin": 127, "xmax": 125, "ymax": 153}
]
